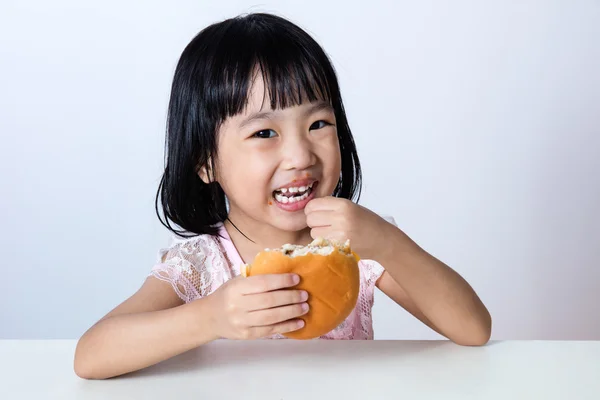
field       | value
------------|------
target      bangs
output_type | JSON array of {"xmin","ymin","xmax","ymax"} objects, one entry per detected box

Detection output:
[{"xmin": 199, "ymin": 14, "xmax": 337, "ymax": 121}]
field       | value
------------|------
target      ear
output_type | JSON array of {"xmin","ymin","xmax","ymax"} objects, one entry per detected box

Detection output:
[{"xmin": 197, "ymin": 158, "xmax": 214, "ymax": 184}]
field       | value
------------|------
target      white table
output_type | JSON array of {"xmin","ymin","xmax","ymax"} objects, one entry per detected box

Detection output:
[{"xmin": 1, "ymin": 339, "xmax": 598, "ymax": 399}]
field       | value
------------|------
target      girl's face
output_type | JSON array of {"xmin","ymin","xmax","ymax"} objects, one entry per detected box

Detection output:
[{"xmin": 209, "ymin": 75, "xmax": 342, "ymax": 234}]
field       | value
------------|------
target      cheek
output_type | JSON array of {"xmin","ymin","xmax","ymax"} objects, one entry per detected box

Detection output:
[
  {"xmin": 319, "ymin": 135, "xmax": 342, "ymax": 179},
  {"xmin": 218, "ymin": 150, "xmax": 275, "ymax": 199}
]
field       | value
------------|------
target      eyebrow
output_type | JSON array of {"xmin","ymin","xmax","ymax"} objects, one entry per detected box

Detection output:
[{"xmin": 238, "ymin": 101, "xmax": 334, "ymax": 129}]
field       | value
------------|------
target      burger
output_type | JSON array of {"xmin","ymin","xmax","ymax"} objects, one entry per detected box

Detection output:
[{"xmin": 241, "ymin": 237, "xmax": 360, "ymax": 339}]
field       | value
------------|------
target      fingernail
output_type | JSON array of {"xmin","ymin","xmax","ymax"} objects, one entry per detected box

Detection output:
[
  {"xmin": 300, "ymin": 291, "xmax": 308, "ymax": 301},
  {"xmin": 301, "ymin": 303, "xmax": 309, "ymax": 312},
  {"xmin": 292, "ymin": 274, "xmax": 300, "ymax": 284},
  {"xmin": 297, "ymin": 320, "xmax": 305, "ymax": 328}
]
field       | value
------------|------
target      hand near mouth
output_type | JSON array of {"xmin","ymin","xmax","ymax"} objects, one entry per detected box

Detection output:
[{"xmin": 303, "ymin": 197, "xmax": 395, "ymax": 261}]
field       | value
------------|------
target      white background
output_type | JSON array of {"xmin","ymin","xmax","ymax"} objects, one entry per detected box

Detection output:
[{"xmin": 1, "ymin": 0, "xmax": 599, "ymax": 340}]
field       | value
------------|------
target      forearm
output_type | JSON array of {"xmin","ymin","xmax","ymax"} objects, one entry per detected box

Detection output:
[
  {"xmin": 378, "ymin": 225, "xmax": 491, "ymax": 345},
  {"xmin": 74, "ymin": 297, "xmax": 218, "ymax": 379}
]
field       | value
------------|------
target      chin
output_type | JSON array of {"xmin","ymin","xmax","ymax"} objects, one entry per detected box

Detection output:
[{"xmin": 269, "ymin": 213, "xmax": 309, "ymax": 233}]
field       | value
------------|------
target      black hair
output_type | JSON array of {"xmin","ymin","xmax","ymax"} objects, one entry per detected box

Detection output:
[{"xmin": 155, "ymin": 13, "xmax": 362, "ymax": 237}]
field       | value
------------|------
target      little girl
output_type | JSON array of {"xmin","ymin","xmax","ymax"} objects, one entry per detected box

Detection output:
[{"xmin": 74, "ymin": 12, "xmax": 491, "ymax": 379}]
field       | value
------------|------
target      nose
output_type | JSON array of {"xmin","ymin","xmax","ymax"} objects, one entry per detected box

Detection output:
[{"xmin": 281, "ymin": 133, "xmax": 317, "ymax": 171}]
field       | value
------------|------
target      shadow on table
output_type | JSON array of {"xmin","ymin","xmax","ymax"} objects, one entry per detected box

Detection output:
[{"xmin": 119, "ymin": 340, "xmax": 453, "ymax": 380}]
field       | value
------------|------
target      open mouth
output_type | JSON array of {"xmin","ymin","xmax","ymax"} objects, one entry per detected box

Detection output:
[{"xmin": 272, "ymin": 181, "xmax": 318, "ymax": 204}]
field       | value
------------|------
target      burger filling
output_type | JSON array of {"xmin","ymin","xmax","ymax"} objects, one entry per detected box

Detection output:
[{"xmin": 268, "ymin": 237, "xmax": 352, "ymax": 257}]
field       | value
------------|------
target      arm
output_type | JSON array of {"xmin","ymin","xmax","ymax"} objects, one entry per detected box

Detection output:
[
  {"xmin": 303, "ymin": 197, "xmax": 491, "ymax": 345},
  {"xmin": 375, "ymin": 223, "xmax": 492, "ymax": 346},
  {"xmin": 73, "ymin": 276, "xmax": 219, "ymax": 380}
]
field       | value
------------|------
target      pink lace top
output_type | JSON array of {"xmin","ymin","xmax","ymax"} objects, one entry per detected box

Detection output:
[{"xmin": 150, "ymin": 218, "xmax": 396, "ymax": 340}]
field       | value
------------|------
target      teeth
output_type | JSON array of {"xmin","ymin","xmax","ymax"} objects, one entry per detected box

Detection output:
[
  {"xmin": 298, "ymin": 191, "xmax": 310, "ymax": 201},
  {"xmin": 273, "ymin": 181, "xmax": 316, "ymax": 205},
  {"xmin": 274, "ymin": 182, "xmax": 315, "ymax": 194},
  {"xmin": 275, "ymin": 194, "xmax": 289, "ymax": 203},
  {"xmin": 275, "ymin": 190, "xmax": 310, "ymax": 204}
]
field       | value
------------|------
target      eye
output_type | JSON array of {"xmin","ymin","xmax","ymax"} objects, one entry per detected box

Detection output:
[
  {"xmin": 252, "ymin": 129, "xmax": 277, "ymax": 139},
  {"xmin": 309, "ymin": 120, "xmax": 332, "ymax": 130}
]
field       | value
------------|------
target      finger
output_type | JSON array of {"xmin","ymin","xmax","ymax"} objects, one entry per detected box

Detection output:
[
  {"xmin": 304, "ymin": 196, "xmax": 342, "ymax": 214},
  {"xmin": 251, "ymin": 319, "xmax": 306, "ymax": 338},
  {"xmin": 240, "ymin": 273, "xmax": 299, "ymax": 295},
  {"xmin": 247, "ymin": 302, "xmax": 309, "ymax": 326},
  {"xmin": 309, "ymin": 226, "xmax": 332, "ymax": 240},
  {"xmin": 305, "ymin": 210, "xmax": 335, "ymax": 229},
  {"xmin": 244, "ymin": 289, "xmax": 309, "ymax": 312},
  {"xmin": 310, "ymin": 228, "xmax": 349, "ymax": 243}
]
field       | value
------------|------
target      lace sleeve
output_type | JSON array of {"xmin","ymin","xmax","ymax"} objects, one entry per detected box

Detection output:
[
  {"xmin": 361, "ymin": 259, "xmax": 385, "ymax": 287},
  {"xmin": 149, "ymin": 238, "xmax": 210, "ymax": 303}
]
